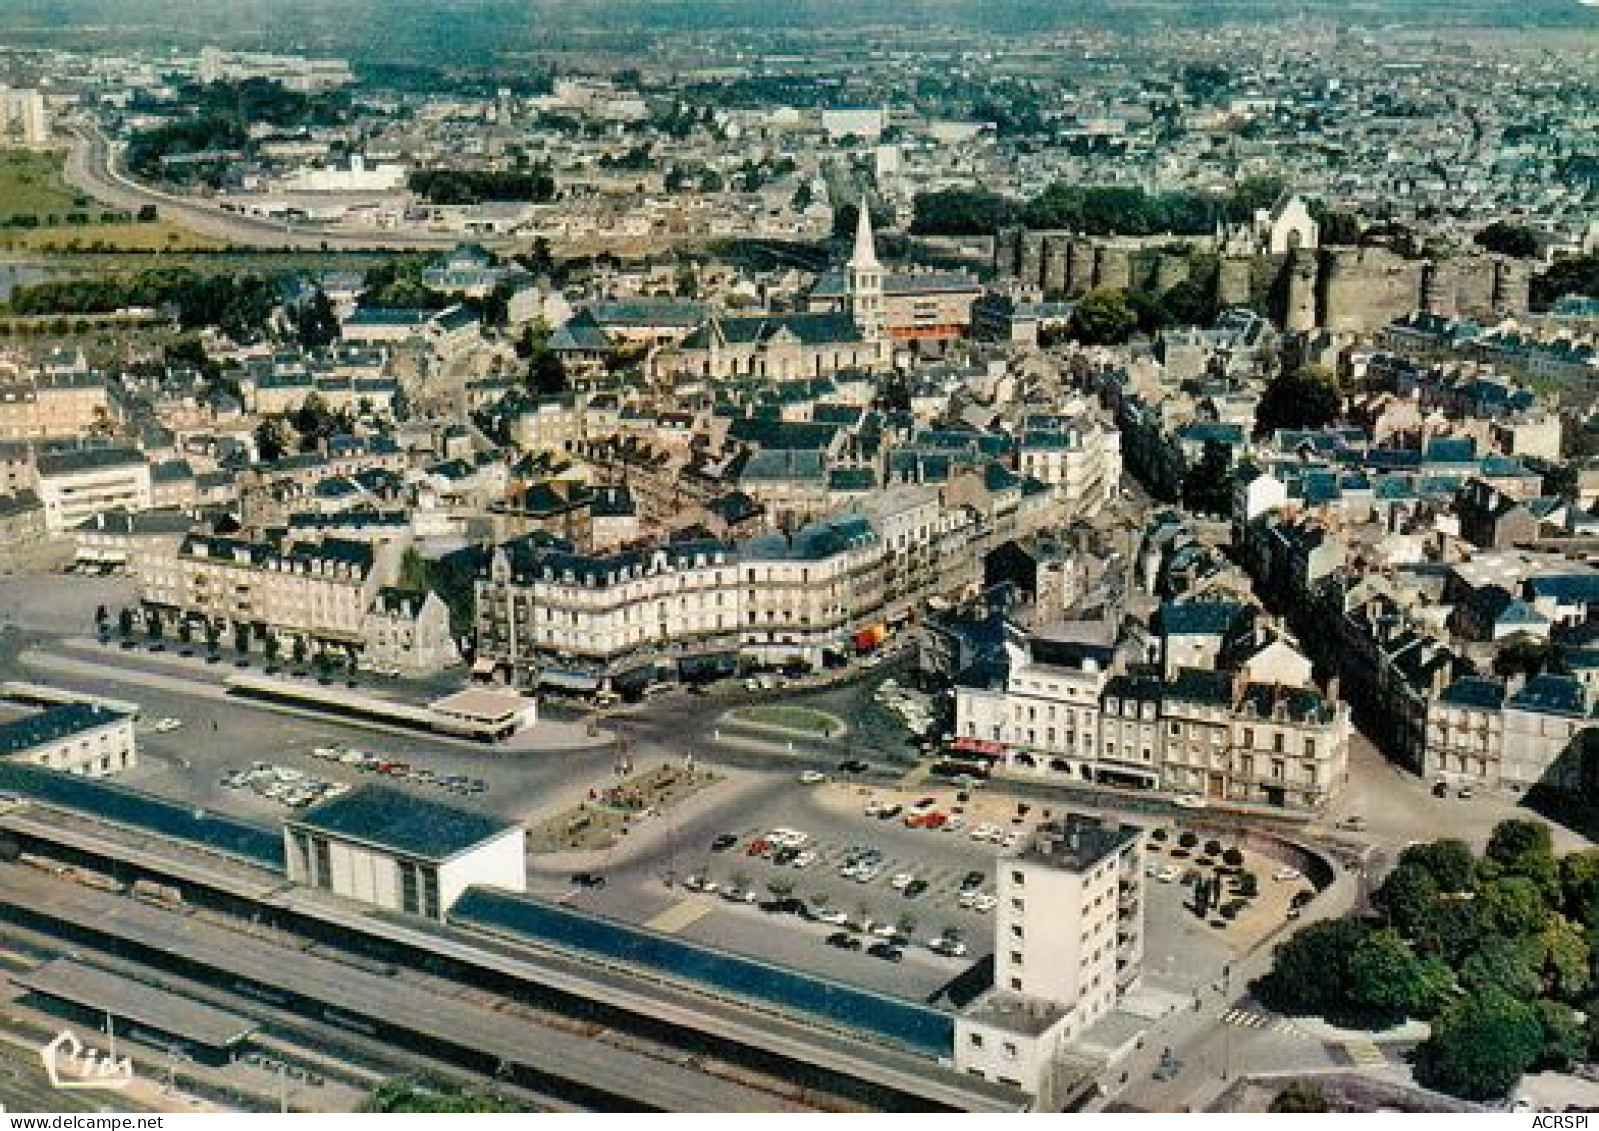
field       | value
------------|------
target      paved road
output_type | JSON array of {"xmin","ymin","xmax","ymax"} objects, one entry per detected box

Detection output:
[
  {"xmin": 1322, "ymin": 728, "xmax": 1591, "ymax": 855},
  {"xmin": 60, "ymin": 122, "xmax": 463, "ymax": 251}
]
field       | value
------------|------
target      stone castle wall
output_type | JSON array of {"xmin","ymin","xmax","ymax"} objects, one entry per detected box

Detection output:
[{"xmin": 993, "ymin": 227, "xmax": 1530, "ymax": 333}]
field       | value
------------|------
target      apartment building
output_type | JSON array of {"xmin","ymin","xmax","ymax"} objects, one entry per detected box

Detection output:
[
  {"xmin": 35, "ymin": 448, "xmax": 152, "ymax": 534},
  {"xmin": 476, "ymin": 538, "xmax": 742, "ymax": 692},
  {"xmin": 476, "ymin": 495, "xmax": 981, "ymax": 691},
  {"xmin": 957, "ymin": 626, "xmax": 1350, "ymax": 810},
  {"xmin": 0, "ymin": 703, "xmax": 136, "ymax": 777},
  {"xmin": 955, "ymin": 621, "xmax": 1120, "ymax": 780},
  {"xmin": 0, "ymin": 373, "xmax": 111, "ymax": 441},
  {"xmin": 1425, "ymin": 673, "xmax": 1594, "ymax": 795},
  {"xmin": 143, "ymin": 533, "xmax": 400, "ymax": 652},
  {"xmin": 955, "ymin": 817, "xmax": 1144, "ymax": 1099},
  {"xmin": 1016, "ymin": 422, "xmax": 1122, "ymax": 518}
]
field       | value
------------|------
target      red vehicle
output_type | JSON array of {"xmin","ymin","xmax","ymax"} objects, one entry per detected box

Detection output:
[
  {"xmin": 746, "ymin": 837, "xmax": 770, "ymax": 857},
  {"xmin": 922, "ymin": 812, "xmax": 949, "ymax": 829}
]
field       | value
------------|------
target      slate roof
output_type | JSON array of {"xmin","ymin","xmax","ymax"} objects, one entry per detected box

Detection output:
[
  {"xmin": 682, "ymin": 312, "xmax": 863, "ymax": 350},
  {"xmin": 0, "ymin": 703, "xmax": 128, "ymax": 757},
  {"xmin": 290, "ymin": 784, "xmax": 518, "ymax": 862},
  {"xmin": 1507, "ymin": 674, "xmax": 1589, "ymax": 718}
]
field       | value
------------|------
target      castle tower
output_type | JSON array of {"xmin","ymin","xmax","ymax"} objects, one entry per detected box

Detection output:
[{"xmin": 847, "ymin": 204, "xmax": 884, "ymax": 342}]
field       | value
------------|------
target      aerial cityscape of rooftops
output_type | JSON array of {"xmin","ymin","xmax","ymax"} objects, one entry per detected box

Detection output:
[{"xmin": 0, "ymin": 0, "xmax": 1594, "ymax": 1118}]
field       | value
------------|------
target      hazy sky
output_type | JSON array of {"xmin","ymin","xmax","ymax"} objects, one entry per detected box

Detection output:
[{"xmin": 0, "ymin": 0, "xmax": 1592, "ymax": 63}]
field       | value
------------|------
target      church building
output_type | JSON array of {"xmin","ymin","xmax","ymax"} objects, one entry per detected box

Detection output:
[{"xmin": 648, "ymin": 208, "xmax": 898, "ymax": 382}]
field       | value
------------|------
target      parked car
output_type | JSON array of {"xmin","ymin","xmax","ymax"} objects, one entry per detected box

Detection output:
[
  {"xmin": 1335, "ymin": 816, "xmax": 1367, "ymax": 832},
  {"xmin": 927, "ymin": 936, "xmax": 969, "ymax": 957},
  {"xmin": 1272, "ymin": 866, "xmax": 1303, "ymax": 882},
  {"xmin": 816, "ymin": 909, "xmax": 850, "ymax": 926},
  {"xmin": 570, "ymin": 872, "xmax": 606, "ymax": 888},
  {"xmin": 903, "ymin": 879, "xmax": 930, "ymax": 899},
  {"xmin": 709, "ymin": 833, "xmax": 739, "ymax": 852},
  {"xmin": 826, "ymin": 931, "xmax": 862, "ymax": 951},
  {"xmin": 798, "ymin": 770, "xmax": 828, "ymax": 785},
  {"xmin": 867, "ymin": 942, "xmax": 904, "ymax": 962}
]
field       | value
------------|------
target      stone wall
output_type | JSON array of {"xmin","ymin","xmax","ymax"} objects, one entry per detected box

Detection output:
[{"xmin": 994, "ymin": 228, "xmax": 1531, "ymax": 333}]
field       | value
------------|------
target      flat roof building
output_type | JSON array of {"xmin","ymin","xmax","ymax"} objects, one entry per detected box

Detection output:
[{"xmin": 285, "ymin": 784, "xmax": 525, "ymax": 920}]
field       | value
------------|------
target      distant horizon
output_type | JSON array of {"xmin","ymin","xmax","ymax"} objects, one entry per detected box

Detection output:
[{"xmin": 0, "ymin": 0, "xmax": 1595, "ymax": 67}]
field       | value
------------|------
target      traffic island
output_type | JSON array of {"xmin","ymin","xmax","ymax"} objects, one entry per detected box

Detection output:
[{"xmin": 526, "ymin": 762, "xmax": 722, "ymax": 853}]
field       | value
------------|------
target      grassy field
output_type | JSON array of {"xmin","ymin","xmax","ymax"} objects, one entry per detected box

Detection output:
[{"xmin": 0, "ymin": 148, "xmax": 224, "ymax": 252}]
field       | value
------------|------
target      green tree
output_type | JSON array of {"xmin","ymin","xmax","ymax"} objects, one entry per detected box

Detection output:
[
  {"xmin": 294, "ymin": 288, "xmax": 341, "ymax": 350},
  {"xmin": 255, "ymin": 417, "xmax": 290, "ymax": 462},
  {"xmin": 1268, "ymin": 1081, "xmax": 1328, "ymax": 1113},
  {"xmin": 1162, "ymin": 276, "xmax": 1216, "ymax": 326},
  {"xmin": 1347, "ymin": 928, "xmax": 1425, "ymax": 1026},
  {"xmin": 1399, "ymin": 839, "xmax": 1475, "ymax": 895},
  {"xmin": 1069, "ymin": 288, "xmax": 1138, "ymax": 345},
  {"xmin": 291, "ymin": 636, "xmax": 308, "ymax": 666},
  {"xmin": 1255, "ymin": 365, "xmax": 1342, "ymax": 435},
  {"xmin": 1481, "ymin": 877, "xmax": 1553, "ymax": 938},
  {"xmin": 264, "ymin": 634, "xmax": 280, "ymax": 666},
  {"xmin": 1560, "ymin": 849, "xmax": 1599, "ymax": 930},
  {"xmin": 1462, "ymin": 934, "xmax": 1546, "ymax": 998},
  {"xmin": 363, "ymin": 1075, "xmax": 520, "ymax": 1113},
  {"xmin": 909, "ymin": 189, "xmax": 1019, "ymax": 236},
  {"xmin": 1256, "ymin": 917, "xmax": 1371, "ymax": 1015},
  {"xmin": 1181, "ymin": 438, "xmax": 1234, "ymax": 517},
  {"xmin": 1415, "ymin": 897, "xmax": 1487, "ymax": 964},
  {"xmin": 1414, "ymin": 986, "xmax": 1544, "ymax": 1101},
  {"xmin": 117, "ymin": 607, "xmax": 134, "ymax": 639},
  {"xmin": 1484, "ymin": 819, "xmax": 1559, "ymax": 899},
  {"xmin": 1474, "ymin": 221, "xmax": 1542, "ymax": 259},
  {"xmin": 1540, "ymin": 916, "xmax": 1590, "ymax": 1000},
  {"xmin": 1536, "ymin": 999, "xmax": 1587, "ymax": 1070},
  {"xmin": 1373, "ymin": 862, "xmax": 1441, "ymax": 940}
]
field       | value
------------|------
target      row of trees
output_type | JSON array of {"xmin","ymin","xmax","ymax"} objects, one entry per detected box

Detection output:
[
  {"xmin": 1255, "ymin": 820, "xmax": 1599, "ymax": 1100},
  {"xmin": 909, "ymin": 177, "xmax": 1290, "ymax": 240},
  {"xmin": 407, "ymin": 168, "xmax": 555, "ymax": 205},
  {"xmin": 5, "ymin": 268, "xmax": 278, "ymax": 343},
  {"xmin": 100, "ymin": 604, "xmax": 357, "ymax": 675}
]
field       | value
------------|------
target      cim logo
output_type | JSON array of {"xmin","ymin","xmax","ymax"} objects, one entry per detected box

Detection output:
[{"xmin": 39, "ymin": 1030, "xmax": 134, "ymax": 1092}]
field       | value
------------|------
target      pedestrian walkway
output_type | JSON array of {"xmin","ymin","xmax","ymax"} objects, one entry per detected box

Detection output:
[
  {"xmin": 645, "ymin": 899, "xmax": 711, "ymax": 935},
  {"xmin": 1340, "ymin": 1037, "xmax": 1388, "ymax": 1067},
  {"xmin": 1221, "ymin": 1007, "xmax": 1310, "ymax": 1039}
]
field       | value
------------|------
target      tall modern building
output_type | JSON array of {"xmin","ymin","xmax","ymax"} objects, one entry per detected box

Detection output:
[
  {"xmin": 956, "ymin": 816, "xmax": 1145, "ymax": 1101},
  {"xmin": 0, "ymin": 87, "xmax": 48, "ymax": 145}
]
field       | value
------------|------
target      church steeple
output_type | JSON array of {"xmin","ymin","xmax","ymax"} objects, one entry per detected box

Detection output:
[
  {"xmin": 849, "ymin": 202, "xmax": 880, "ymax": 271},
  {"xmin": 846, "ymin": 202, "xmax": 883, "ymax": 341}
]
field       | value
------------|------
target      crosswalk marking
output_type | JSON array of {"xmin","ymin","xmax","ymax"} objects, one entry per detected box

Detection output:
[
  {"xmin": 1222, "ymin": 1008, "xmax": 1310, "ymax": 1038},
  {"xmin": 1343, "ymin": 1038, "xmax": 1386, "ymax": 1066}
]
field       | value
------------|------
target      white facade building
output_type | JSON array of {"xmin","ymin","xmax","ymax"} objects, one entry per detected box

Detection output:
[
  {"xmin": 955, "ymin": 817, "xmax": 1145, "ymax": 1099},
  {"xmin": 0, "ymin": 703, "xmax": 136, "ymax": 777},
  {"xmin": 35, "ymin": 449, "xmax": 152, "ymax": 534},
  {"xmin": 285, "ymin": 784, "xmax": 526, "ymax": 920}
]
